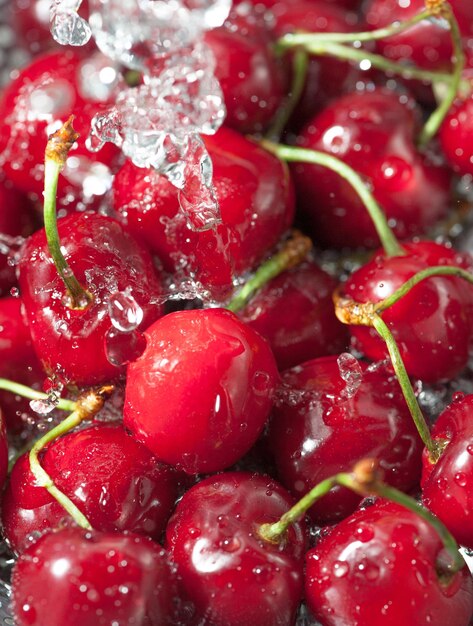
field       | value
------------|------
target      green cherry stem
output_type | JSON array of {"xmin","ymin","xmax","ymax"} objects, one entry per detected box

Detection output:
[
  {"xmin": 277, "ymin": 9, "xmax": 431, "ymax": 49},
  {"xmin": 29, "ymin": 385, "xmax": 114, "ymax": 530},
  {"xmin": 227, "ymin": 230, "xmax": 312, "ymax": 313},
  {"xmin": 418, "ymin": 5, "xmax": 465, "ymax": 147},
  {"xmin": 259, "ymin": 458, "xmax": 464, "ymax": 574},
  {"xmin": 266, "ymin": 48, "xmax": 309, "ymax": 142},
  {"xmin": 0, "ymin": 378, "xmax": 76, "ymax": 412},
  {"xmin": 261, "ymin": 141, "xmax": 403, "ymax": 258},
  {"xmin": 44, "ymin": 116, "xmax": 92, "ymax": 310}
]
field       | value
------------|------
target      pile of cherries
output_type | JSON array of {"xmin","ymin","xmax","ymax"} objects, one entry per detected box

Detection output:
[{"xmin": 1, "ymin": 0, "xmax": 473, "ymax": 624}]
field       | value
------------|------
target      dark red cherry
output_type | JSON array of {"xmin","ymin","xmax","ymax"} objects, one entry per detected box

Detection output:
[
  {"xmin": 113, "ymin": 127, "xmax": 295, "ymax": 299},
  {"xmin": 270, "ymin": 355, "xmax": 423, "ymax": 524},
  {"xmin": 0, "ymin": 296, "xmax": 45, "ymax": 432},
  {"xmin": 341, "ymin": 241, "xmax": 473, "ymax": 383},
  {"xmin": 0, "ymin": 50, "xmax": 118, "ymax": 212},
  {"xmin": 238, "ymin": 259, "xmax": 349, "ymax": 370},
  {"xmin": 292, "ymin": 89, "xmax": 451, "ymax": 249},
  {"xmin": 364, "ymin": 0, "xmax": 473, "ymax": 71},
  {"xmin": 124, "ymin": 308, "xmax": 279, "ymax": 474},
  {"xmin": 204, "ymin": 8, "xmax": 287, "ymax": 134},
  {"xmin": 440, "ymin": 91, "xmax": 473, "ymax": 177},
  {"xmin": 305, "ymin": 500, "xmax": 473, "ymax": 626},
  {"xmin": 2, "ymin": 423, "xmax": 180, "ymax": 554},
  {"xmin": 0, "ymin": 405, "xmax": 9, "ymax": 490},
  {"xmin": 18, "ymin": 212, "xmax": 164, "ymax": 386},
  {"xmin": 12, "ymin": 527, "xmax": 179, "ymax": 626},
  {"xmin": 421, "ymin": 394, "xmax": 473, "ymax": 549},
  {"xmin": 166, "ymin": 471, "xmax": 305, "ymax": 626}
]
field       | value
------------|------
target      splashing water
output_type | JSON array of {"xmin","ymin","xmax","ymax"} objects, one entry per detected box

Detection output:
[
  {"xmin": 108, "ymin": 288, "xmax": 143, "ymax": 333},
  {"xmin": 337, "ymin": 353, "xmax": 363, "ymax": 400},
  {"xmin": 50, "ymin": 0, "xmax": 92, "ymax": 46},
  {"xmin": 29, "ymin": 379, "xmax": 65, "ymax": 415}
]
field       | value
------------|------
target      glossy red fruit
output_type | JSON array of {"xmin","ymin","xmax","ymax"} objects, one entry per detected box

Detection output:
[
  {"xmin": 422, "ymin": 394, "xmax": 473, "ymax": 549},
  {"xmin": 2, "ymin": 423, "xmax": 180, "ymax": 554},
  {"xmin": 124, "ymin": 308, "xmax": 279, "ymax": 474},
  {"xmin": 12, "ymin": 527, "xmax": 179, "ymax": 626},
  {"xmin": 113, "ymin": 127, "xmax": 295, "ymax": 299},
  {"xmin": 440, "ymin": 92, "xmax": 473, "ymax": 177},
  {"xmin": 341, "ymin": 241, "xmax": 473, "ymax": 383},
  {"xmin": 238, "ymin": 259, "xmax": 348, "ymax": 370},
  {"xmin": 0, "ymin": 296, "xmax": 44, "ymax": 432},
  {"xmin": 292, "ymin": 89, "xmax": 451, "ymax": 249},
  {"xmin": 166, "ymin": 471, "xmax": 305, "ymax": 626},
  {"xmin": 305, "ymin": 500, "xmax": 473, "ymax": 626},
  {"xmin": 0, "ymin": 50, "xmax": 118, "ymax": 211},
  {"xmin": 364, "ymin": 0, "xmax": 473, "ymax": 70},
  {"xmin": 270, "ymin": 355, "xmax": 423, "ymax": 524},
  {"xmin": 204, "ymin": 8, "xmax": 287, "ymax": 134},
  {"xmin": 18, "ymin": 212, "xmax": 164, "ymax": 386},
  {"xmin": 0, "ymin": 405, "xmax": 8, "ymax": 490}
]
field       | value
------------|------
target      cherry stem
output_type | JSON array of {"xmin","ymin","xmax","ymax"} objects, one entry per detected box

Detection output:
[
  {"xmin": 277, "ymin": 9, "xmax": 431, "ymax": 49},
  {"xmin": 259, "ymin": 458, "xmax": 465, "ymax": 574},
  {"xmin": 0, "ymin": 378, "xmax": 76, "ymax": 412},
  {"xmin": 261, "ymin": 141, "xmax": 403, "ymax": 258},
  {"xmin": 266, "ymin": 48, "xmax": 309, "ymax": 142},
  {"xmin": 44, "ymin": 117, "xmax": 92, "ymax": 310},
  {"xmin": 28, "ymin": 385, "xmax": 114, "ymax": 530},
  {"xmin": 227, "ymin": 230, "xmax": 312, "ymax": 313},
  {"xmin": 418, "ymin": 5, "xmax": 465, "ymax": 147}
]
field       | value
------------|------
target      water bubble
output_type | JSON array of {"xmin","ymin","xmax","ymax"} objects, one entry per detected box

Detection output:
[{"xmin": 108, "ymin": 289, "xmax": 144, "ymax": 332}]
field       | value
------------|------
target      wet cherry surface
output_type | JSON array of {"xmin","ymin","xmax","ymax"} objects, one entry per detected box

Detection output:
[
  {"xmin": 124, "ymin": 308, "xmax": 279, "ymax": 474},
  {"xmin": 166, "ymin": 471, "xmax": 306, "ymax": 626},
  {"xmin": 305, "ymin": 500, "xmax": 473, "ymax": 626},
  {"xmin": 12, "ymin": 527, "xmax": 179, "ymax": 626},
  {"xmin": 270, "ymin": 355, "xmax": 423, "ymax": 524},
  {"xmin": 2, "ymin": 423, "xmax": 180, "ymax": 553}
]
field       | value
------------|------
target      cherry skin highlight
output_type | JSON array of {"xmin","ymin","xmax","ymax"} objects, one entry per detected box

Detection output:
[
  {"xmin": 305, "ymin": 501, "xmax": 473, "ymax": 626},
  {"xmin": 166, "ymin": 471, "xmax": 305, "ymax": 626},
  {"xmin": 341, "ymin": 241, "xmax": 473, "ymax": 383},
  {"xmin": 422, "ymin": 393, "xmax": 473, "ymax": 550},
  {"xmin": 2, "ymin": 423, "xmax": 180, "ymax": 554},
  {"xmin": 11, "ymin": 527, "xmax": 179, "ymax": 626},
  {"xmin": 18, "ymin": 212, "xmax": 164, "ymax": 386},
  {"xmin": 270, "ymin": 355, "xmax": 423, "ymax": 524},
  {"xmin": 124, "ymin": 308, "xmax": 279, "ymax": 474}
]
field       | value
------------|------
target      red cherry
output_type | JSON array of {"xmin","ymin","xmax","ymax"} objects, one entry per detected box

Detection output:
[
  {"xmin": 0, "ymin": 405, "xmax": 9, "ymax": 491},
  {"xmin": 113, "ymin": 127, "xmax": 295, "ymax": 298},
  {"xmin": 269, "ymin": 355, "xmax": 423, "ymax": 524},
  {"xmin": 204, "ymin": 8, "xmax": 287, "ymax": 134},
  {"xmin": 2, "ymin": 423, "xmax": 180, "ymax": 554},
  {"xmin": 341, "ymin": 241, "xmax": 473, "ymax": 383},
  {"xmin": 305, "ymin": 500, "xmax": 473, "ymax": 626},
  {"xmin": 440, "ymin": 91, "xmax": 473, "ymax": 177},
  {"xmin": 124, "ymin": 308, "xmax": 279, "ymax": 474},
  {"xmin": 292, "ymin": 89, "xmax": 451, "ymax": 249},
  {"xmin": 166, "ymin": 471, "xmax": 305, "ymax": 626},
  {"xmin": 18, "ymin": 212, "xmax": 164, "ymax": 386},
  {"xmin": 12, "ymin": 527, "xmax": 179, "ymax": 626},
  {"xmin": 421, "ymin": 394, "xmax": 473, "ymax": 549},
  {"xmin": 238, "ymin": 259, "xmax": 349, "ymax": 370},
  {"xmin": 0, "ymin": 50, "xmax": 118, "ymax": 211}
]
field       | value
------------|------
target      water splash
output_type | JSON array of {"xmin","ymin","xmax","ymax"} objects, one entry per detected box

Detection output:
[
  {"xmin": 29, "ymin": 379, "xmax": 65, "ymax": 415},
  {"xmin": 337, "ymin": 353, "xmax": 363, "ymax": 400},
  {"xmin": 50, "ymin": 0, "xmax": 92, "ymax": 46}
]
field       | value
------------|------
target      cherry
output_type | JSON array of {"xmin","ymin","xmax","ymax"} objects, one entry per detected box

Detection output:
[
  {"xmin": 363, "ymin": 0, "xmax": 473, "ymax": 71},
  {"xmin": 269, "ymin": 355, "xmax": 423, "ymax": 524},
  {"xmin": 340, "ymin": 241, "xmax": 473, "ymax": 383},
  {"xmin": 440, "ymin": 90, "xmax": 473, "ymax": 177},
  {"xmin": 124, "ymin": 308, "xmax": 279, "ymax": 474},
  {"xmin": 305, "ymin": 500, "xmax": 473, "ymax": 626},
  {"xmin": 18, "ymin": 212, "xmax": 164, "ymax": 386},
  {"xmin": 166, "ymin": 471, "xmax": 305, "ymax": 626},
  {"xmin": 2, "ymin": 423, "xmax": 180, "ymax": 554},
  {"xmin": 113, "ymin": 126, "xmax": 295, "ymax": 299},
  {"xmin": 0, "ymin": 50, "xmax": 118, "ymax": 212},
  {"xmin": 292, "ymin": 89, "xmax": 451, "ymax": 249},
  {"xmin": 12, "ymin": 527, "xmax": 179, "ymax": 626},
  {"xmin": 0, "ymin": 405, "xmax": 8, "ymax": 491},
  {"xmin": 204, "ymin": 7, "xmax": 287, "ymax": 134},
  {"xmin": 237, "ymin": 259, "xmax": 349, "ymax": 370},
  {"xmin": 421, "ymin": 393, "xmax": 473, "ymax": 549}
]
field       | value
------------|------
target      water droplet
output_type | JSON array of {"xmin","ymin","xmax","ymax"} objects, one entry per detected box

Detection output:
[
  {"xmin": 50, "ymin": 0, "xmax": 92, "ymax": 46},
  {"xmin": 332, "ymin": 560, "xmax": 349, "ymax": 578},
  {"xmin": 355, "ymin": 524, "xmax": 374, "ymax": 543},
  {"xmin": 454, "ymin": 472, "xmax": 467, "ymax": 487},
  {"xmin": 452, "ymin": 391, "xmax": 465, "ymax": 402},
  {"xmin": 105, "ymin": 327, "xmax": 146, "ymax": 366},
  {"xmin": 108, "ymin": 289, "xmax": 144, "ymax": 332},
  {"xmin": 337, "ymin": 353, "xmax": 363, "ymax": 400},
  {"xmin": 219, "ymin": 536, "xmax": 240, "ymax": 553},
  {"xmin": 252, "ymin": 371, "xmax": 271, "ymax": 394}
]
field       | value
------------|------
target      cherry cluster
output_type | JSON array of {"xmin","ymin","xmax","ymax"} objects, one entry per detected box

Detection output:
[{"xmin": 0, "ymin": 0, "xmax": 473, "ymax": 625}]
